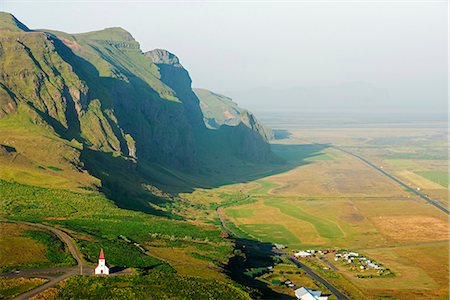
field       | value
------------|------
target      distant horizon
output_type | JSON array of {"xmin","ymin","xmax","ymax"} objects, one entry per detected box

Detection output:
[{"xmin": 1, "ymin": 1, "xmax": 447, "ymax": 115}]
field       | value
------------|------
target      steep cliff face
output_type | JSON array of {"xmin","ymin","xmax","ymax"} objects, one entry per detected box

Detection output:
[
  {"xmin": 0, "ymin": 13, "xmax": 273, "ymax": 190},
  {"xmin": 145, "ymin": 50, "xmax": 273, "ymax": 163},
  {"xmin": 194, "ymin": 88, "xmax": 274, "ymax": 140}
]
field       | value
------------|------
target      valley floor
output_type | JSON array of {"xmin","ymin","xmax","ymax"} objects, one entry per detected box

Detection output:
[
  {"xmin": 1, "ymin": 121, "xmax": 448, "ymax": 300},
  {"xmin": 184, "ymin": 123, "xmax": 449, "ymax": 299}
]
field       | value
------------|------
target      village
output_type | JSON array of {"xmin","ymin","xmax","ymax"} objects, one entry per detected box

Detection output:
[
  {"xmin": 291, "ymin": 248, "xmax": 393, "ymax": 278},
  {"xmin": 255, "ymin": 244, "xmax": 395, "ymax": 299}
]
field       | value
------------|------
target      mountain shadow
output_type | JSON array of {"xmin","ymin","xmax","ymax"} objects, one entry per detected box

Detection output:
[
  {"xmin": 226, "ymin": 238, "xmax": 295, "ymax": 300},
  {"xmin": 80, "ymin": 141, "xmax": 330, "ymax": 217}
]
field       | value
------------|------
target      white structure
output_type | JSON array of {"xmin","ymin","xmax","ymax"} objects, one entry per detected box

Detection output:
[
  {"xmin": 294, "ymin": 251, "xmax": 312, "ymax": 258},
  {"xmin": 274, "ymin": 243, "xmax": 286, "ymax": 249},
  {"xmin": 94, "ymin": 249, "xmax": 110, "ymax": 275},
  {"xmin": 295, "ymin": 287, "xmax": 328, "ymax": 300}
]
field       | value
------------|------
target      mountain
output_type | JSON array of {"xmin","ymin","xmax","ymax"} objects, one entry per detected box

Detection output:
[
  {"xmin": 194, "ymin": 88, "xmax": 273, "ymax": 139},
  {"xmin": 0, "ymin": 12, "xmax": 274, "ymax": 211}
]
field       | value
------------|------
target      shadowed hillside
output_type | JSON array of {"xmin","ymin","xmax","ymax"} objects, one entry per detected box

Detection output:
[{"xmin": 0, "ymin": 12, "xmax": 279, "ymax": 213}]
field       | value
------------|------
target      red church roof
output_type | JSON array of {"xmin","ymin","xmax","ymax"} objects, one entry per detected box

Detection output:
[{"xmin": 99, "ymin": 248, "xmax": 105, "ymax": 260}]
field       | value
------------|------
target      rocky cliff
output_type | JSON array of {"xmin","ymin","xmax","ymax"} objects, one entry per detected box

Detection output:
[
  {"xmin": 194, "ymin": 88, "xmax": 273, "ymax": 140},
  {"xmin": 0, "ymin": 12, "xmax": 273, "ymax": 186}
]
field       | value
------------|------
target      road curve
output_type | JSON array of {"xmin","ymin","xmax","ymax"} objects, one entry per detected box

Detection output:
[
  {"xmin": 334, "ymin": 146, "xmax": 450, "ymax": 215},
  {"xmin": 4, "ymin": 221, "xmax": 87, "ymax": 300},
  {"xmin": 17, "ymin": 221, "xmax": 85, "ymax": 266}
]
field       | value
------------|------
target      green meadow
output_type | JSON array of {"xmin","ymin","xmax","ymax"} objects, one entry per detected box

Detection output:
[
  {"xmin": 49, "ymin": 274, "xmax": 251, "ymax": 300},
  {"xmin": 416, "ymin": 171, "xmax": 448, "ymax": 188},
  {"xmin": 239, "ymin": 224, "xmax": 301, "ymax": 246},
  {"xmin": 264, "ymin": 199, "xmax": 344, "ymax": 239},
  {"xmin": 0, "ymin": 180, "xmax": 230, "ymax": 270}
]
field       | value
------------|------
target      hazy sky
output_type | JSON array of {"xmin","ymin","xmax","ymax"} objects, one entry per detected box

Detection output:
[{"xmin": 1, "ymin": 1, "xmax": 447, "ymax": 113}]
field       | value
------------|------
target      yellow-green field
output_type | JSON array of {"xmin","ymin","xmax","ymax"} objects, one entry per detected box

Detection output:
[
  {"xmin": 0, "ymin": 223, "xmax": 48, "ymax": 267},
  {"xmin": 187, "ymin": 126, "xmax": 449, "ymax": 299}
]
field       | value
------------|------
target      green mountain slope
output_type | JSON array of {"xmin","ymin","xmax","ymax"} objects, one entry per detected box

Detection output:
[
  {"xmin": 0, "ymin": 12, "xmax": 286, "ymax": 298},
  {"xmin": 0, "ymin": 12, "xmax": 275, "ymax": 210}
]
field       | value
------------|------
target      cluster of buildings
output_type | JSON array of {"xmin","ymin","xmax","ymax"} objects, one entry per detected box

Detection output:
[
  {"xmin": 294, "ymin": 249, "xmax": 335, "ymax": 258},
  {"xmin": 334, "ymin": 251, "xmax": 384, "ymax": 271}
]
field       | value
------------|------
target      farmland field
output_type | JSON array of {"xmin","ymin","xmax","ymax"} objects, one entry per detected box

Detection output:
[{"xmin": 187, "ymin": 118, "xmax": 449, "ymax": 299}]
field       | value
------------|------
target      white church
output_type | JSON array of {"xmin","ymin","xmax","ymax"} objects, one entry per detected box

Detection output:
[{"xmin": 94, "ymin": 249, "xmax": 110, "ymax": 275}]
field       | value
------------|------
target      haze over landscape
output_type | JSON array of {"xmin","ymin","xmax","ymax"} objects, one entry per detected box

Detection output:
[
  {"xmin": 0, "ymin": 1, "xmax": 448, "ymax": 300},
  {"xmin": 2, "ymin": 1, "xmax": 447, "ymax": 115}
]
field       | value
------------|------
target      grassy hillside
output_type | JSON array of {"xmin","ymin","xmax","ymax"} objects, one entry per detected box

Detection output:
[
  {"xmin": 45, "ymin": 274, "xmax": 251, "ymax": 300},
  {"xmin": 0, "ymin": 12, "xmax": 281, "ymax": 298}
]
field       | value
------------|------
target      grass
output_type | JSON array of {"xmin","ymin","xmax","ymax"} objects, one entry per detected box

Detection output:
[
  {"xmin": 0, "ymin": 180, "xmax": 228, "ymax": 271},
  {"xmin": 264, "ymin": 199, "xmax": 344, "ymax": 239},
  {"xmin": 24, "ymin": 229, "xmax": 76, "ymax": 264},
  {"xmin": 49, "ymin": 274, "xmax": 251, "ymax": 300},
  {"xmin": 239, "ymin": 224, "xmax": 300, "ymax": 245},
  {"xmin": 415, "ymin": 171, "xmax": 448, "ymax": 188},
  {"xmin": 248, "ymin": 180, "xmax": 279, "ymax": 195},
  {"xmin": 214, "ymin": 128, "xmax": 449, "ymax": 299},
  {"xmin": 226, "ymin": 209, "xmax": 255, "ymax": 218},
  {"xmin": 0, "ymin": 278, "xmax": 48, "ymax": 299},
  {"xmin": 0, "ymin": 222, "xmax": 75, "ymax": 272},
  {"xmin": 0, "ymin": 223, "xmax": 47, "ymax": 268},
  {"xmin": 46, "ymin": 166, "xmax": 63, "ymax": 172}
]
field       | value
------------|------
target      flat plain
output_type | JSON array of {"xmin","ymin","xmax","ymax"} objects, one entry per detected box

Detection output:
[{"xmin": 188, "ymin": 122, "xmax": 449, "ymax": 299}]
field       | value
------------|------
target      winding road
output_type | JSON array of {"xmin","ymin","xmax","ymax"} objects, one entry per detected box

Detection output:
[{"xmin": 2, "ymin": 221, "xmax": 92, "ymax": 300}]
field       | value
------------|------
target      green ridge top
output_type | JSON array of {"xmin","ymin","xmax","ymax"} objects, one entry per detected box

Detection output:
[{"xmin": 0, "ymin": 11, "xmax": 30, "ymax": 32}]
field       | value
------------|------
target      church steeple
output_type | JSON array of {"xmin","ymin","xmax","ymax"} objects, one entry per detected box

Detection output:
[{"xmin": 95, "ymin": 248, "xmax": 109, "ymax": 275}]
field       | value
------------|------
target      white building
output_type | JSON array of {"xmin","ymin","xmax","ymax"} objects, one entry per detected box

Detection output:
[
  {"xmin": 274, "ymin": 243, "xmax": 286, "ymax": 249},
  {"xmin": 294, "ymin": 251, "xmax": 312, "ymax": 258},
  {"xmin": 94, "ymin": 249, "xmax": 109, "ymax": 275},
  {"xmin": 295, "ymin": 287, "xmax": 328, "ymax": 300}
]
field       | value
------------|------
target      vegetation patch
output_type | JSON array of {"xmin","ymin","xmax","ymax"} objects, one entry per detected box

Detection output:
[
  {"xmin": 239, "ymin": 224, "xmax": 300, "ymax": 245},
  {"xmin": 248, "ymin": 181, "xmax": 279, "ymax": 195},
  {"xmin": 0, "ymin": 277, "xmax": 47, "ymax": 299},
  {"xmin": 265, "ymin": 199, "xmax": 344, "ymax": 239},
  {"xmin": 0, "ymin": 180, "xmax": 226, "ymax": 272},
  {"xmin": 50, "ymin": 274, "xmax": 251, "ymax": 299},
  {"xmin": 415, "ymin": 171, "xmax": 448, "ymax": 188},
  {"xmin": 24, "ymin": 229, "xmax": 76, "ymax": 265},
  {"xmin": 226, "ymin": 209, "xmax": 255, "ymax": 219},
  {"xmin": 46, "ymin": 166, "xmax": 63, "ymax": 172}
]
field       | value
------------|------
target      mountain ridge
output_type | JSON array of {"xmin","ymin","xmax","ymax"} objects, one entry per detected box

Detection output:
[{"xmin": 0, "ymin": 12, "xmax": 276, "ymax": 212}]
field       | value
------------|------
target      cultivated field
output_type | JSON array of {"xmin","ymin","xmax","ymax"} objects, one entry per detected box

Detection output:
[{"xmin": 189, "ymin": 124, "xmax": 449, "ymax": 299}]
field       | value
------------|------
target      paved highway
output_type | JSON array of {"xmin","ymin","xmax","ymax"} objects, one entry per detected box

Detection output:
[
  {"xmin": 335, "ymin": 146, "xmax": 449, "ymax": 215},
  {"xmin": 273, "ymin": 251, "xmax": 350, "ymax": 300},
  {"xmin": 216, "ymin": 206, "xmax": 350, "ymax": 300}
]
